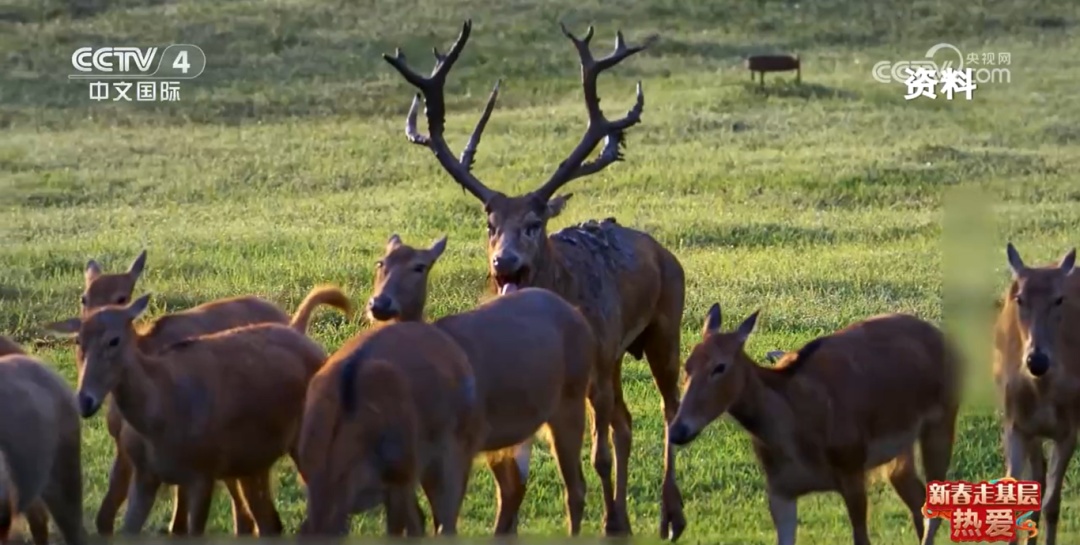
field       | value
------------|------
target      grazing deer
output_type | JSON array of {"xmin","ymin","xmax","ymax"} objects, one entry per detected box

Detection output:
[
  {"xmin": 70, "ymin": 253, "xmax": 351, "ymax": 537},
  {"xmin": 0, "ymin": 348, "xmax": 88, "ymax": 545},
  {"xmin": 383, "ymin": 20, "xmax": 687, "ymax": 540},
  {"xmin": 669, "ymin": 304, "xmax": 961, "ymax": 545},
  {"xmin": 46, "ymin": 294, "xmax": 333, "ymax": 537},
  {"xmin": 995, "ymin": 242, "xmax": 1078, "ymax": 545},
  {"xmin": 297, "ymin": 318, "xmax": 484, "ymax": 537},
  {"xmin": 367, "ymin": 233, "xmax": 598, "ymax": 536}
]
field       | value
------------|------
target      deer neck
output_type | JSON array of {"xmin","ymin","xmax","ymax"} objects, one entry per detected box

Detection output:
[
  {"xmin": 728, "ymin": 367, "xmax": 799, "ymax": 456},
  {"xmin": 533, "ymin": 237, "xmax": 573, "ymax": 295},
  {"xmin": 111, "ymin": 348, "xmax": 173, "ymax": 438}
]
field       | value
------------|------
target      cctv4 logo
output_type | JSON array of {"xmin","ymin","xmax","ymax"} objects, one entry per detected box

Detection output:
[{"xmin": 71, "ymin": 47, "xmax": 192, "ymax": 75}]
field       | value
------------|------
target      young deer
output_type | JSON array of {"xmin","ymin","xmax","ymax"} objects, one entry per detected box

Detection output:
[
  {"xmin": 367, "ymin": 233, "xmax": 598, "ymax": 536},
  {"xmin": 65, "ymin": 254, "xmax": 351, "ymax": 537},
  {"xmin": 383, "ymin": 21, "xmax": 686, "ymax": 540},
  {"xmin": 995, "ymin": 242, "xmax": 1078, "ymax": 545},
  {"xmin": 0, "ymin": 348, "xmax": 88, "ymax": 545},
  {"xmin": 48, "ymin": 294, "xmax": 331, "ymax": 537},
  {"xmin": 297, "ymin": 319, "xmax": 484, "ymax": 537},
  {"xmin": 669, "ymin": 304, "xmax": 961, "ymax": 545}
]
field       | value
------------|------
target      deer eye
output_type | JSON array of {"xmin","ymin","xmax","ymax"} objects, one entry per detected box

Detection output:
[
  {"xmin": 710, "ymin": 363, "xmax": 727, "ymax": 377},
  {"xmin": 1054, "ymin": 297, "xmax": 1064, "ymax": 306},
  {"xmin": 116, "ymin": 296, "xmax": 127, "ymax": 305},
  {"xmin": 1014, "ymin": 295, "xmax": 1024, "ymax": 306},
  {"xmin": 524, "ymin": 223, "xmax": 543, "ymax": 238},
  {"xmin": 107, "ymin": 337, "xmax": 120, "ymax": 347},
  {"xmin": 80, "ymin": 294, "xmax": 88, "ymax": 306},
  {"xmin": 413, "ymin": 263, "xmax": 426, "ymax": 273}
]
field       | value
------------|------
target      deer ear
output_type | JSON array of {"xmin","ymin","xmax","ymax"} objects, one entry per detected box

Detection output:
[
  {"xmin": 428, "ymin": 236, "xmax": 448, "ymax": 262},
  {"xmin": 546, "ymin": 193, "xmax": 573, "ymax": 219},
  {"xmin": 702, "ymin": 303, "xmax": 722, "ymax": 337},
  {"xmin": 43, "ymin": 318, "xmax": 82, "ymax": 337},
  {"xmin": 1060, "ymin": 248, "xmax": 1076, "ymax": 274},
  {"xmin": 85, "ymin": 260, "xmax": 102, "ymax": 284},
  {"xmin": 386, "ymin": 233, "xmax": 403, "ymax": 253},
  {"xmin": 128, "ymin": 250, "xmax": 147, "ymax": 280},
  {"xmin": 1006, "ymin": 242, "xmax": 1025, "ymax": 278},
  {"xmin": 126, "ymin": 294, "xmax": 151, "ymax": 319},
  {"xmin": 736, "ymin": 310, "xmax": 760, "ymax": 344}
]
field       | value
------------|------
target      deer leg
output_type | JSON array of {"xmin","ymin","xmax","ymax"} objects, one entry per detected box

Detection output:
[
  {"xmin": 223, "ymin": 479, "xmax": 255, "ymax": 535},
  {"xmin": 239, "ymin": 471, "xmax": 284, "ymax": 536},
  {"xmin": 609, "ymin": 360, "xmax": 634, "ymax": 525},
  {"xmin": 547, "ymin": 399, "xmax": 587, "ymax": 536},
  {"xmin": 40, "ymin": 437, "xmax": 87, "ymax": 545},
  {"xmin": 485, "ymin": 441, "xmax": 531, "ymax": 535},
  {"xmin": 838, "ymin": 473, "xmax": 871, "ymax": 545},
  {"xmin": 420, "ymin": 439, "xmax": 470, "ymax": 535},
  {"xmin": 182, "ymin": 477, "xmax": 214, "ymax": 536},
  {"xmin": 887, "ymin": 448, "xmax": 926, "ymax": 540},
  {"xmin": 919, "ymin": 406, "xmax": 957, "ymax": 545},
  {"xmin": 1042, "ymin": 432, "xmax": 1076, "ymax": 545},
  {"xmin": 587, "ymin": 377, "xmax": 623, "ymax": 535},
  {"xmin": 95, "ymin": 448, "xmax": 132, "ymax": 536},
  {"xmin": 384, "ymin": 485, "xmax": 423, "ymax": 537},
  {"xmin": 24, "ymin": 500, "xmax": 49, "ymax": 545},
  {"xmin": 1003, "ymin": 423, "xmax": 1040, "ymax": 545},
  {"xmin": 767, "ymin": 490, "xmax": 798, "ymax": 545},
  {"xmin": 168, "ymin": 485, "xmax": 189, "ymax": 535},
  {"xmin": 120, "ymin": 469, "xmax": 161, "ymax": 535},
  {"xmin": 642, "ymin": 320, "xmax": 687, "ymax": 542}
]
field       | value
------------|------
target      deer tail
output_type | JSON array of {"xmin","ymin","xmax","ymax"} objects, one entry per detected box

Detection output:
[{"xmin": 290, "ymin": 285, "xmax": 353, "ymax": 334}]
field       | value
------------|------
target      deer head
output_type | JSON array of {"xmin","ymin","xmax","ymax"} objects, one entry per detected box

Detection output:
[
  {"xmin": 82, "ymin": 249, "xmax": 147, "ymax": 313},
  {"xmin": 669, "ymin": 303, "xmax": 761, "ymax": 446},
  {"xmin": 383, "ymin": 20, "xmax": 653, "ymax": 294},
  {"xmin": 1005, "ymin": 242, "xmax": 1076, "ymax": 378}
]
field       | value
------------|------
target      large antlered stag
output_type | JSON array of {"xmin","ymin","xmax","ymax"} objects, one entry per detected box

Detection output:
[{"xmin": 382, "ymin": 20, "xmax": 687, "ymax": 540}]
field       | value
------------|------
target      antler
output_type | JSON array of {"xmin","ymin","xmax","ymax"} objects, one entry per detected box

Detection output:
[
  {"xmin": 531, "ymin": 23, "xmax": 652, "ymax": 203},
  {"xmin": 383, "ymin": 20, "xmax": 500, "ymax": 204}
]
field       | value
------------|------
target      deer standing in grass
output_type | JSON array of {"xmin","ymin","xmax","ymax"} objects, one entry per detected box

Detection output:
[
  {"xmin": 0, "ymin": 342, "xmax": 88, "ymax": 545},
  {"xmin": 47, "ymin": 290, "xmax": 343, "ymax": 537},
  {"xmin": 383, "ymin": 20, "xmax": 687, "ymax": 540},
  {"xmin": 669, "ymin": 304, "xmax": 961, "ymax": 545},
  {"xmin": 995, "ymin": 242, "xmax": 1079, "ymax": 545},
  {"xmin": 297, "ymin": 313, "xmax": 484, "ymax": 537},
  {"xmin": 365, "ymin": 233, "xmax": 597, "ymax": 536},
  {"xmin": 71, "ymin": 250, "xmax": 351, "ymax": 536}
]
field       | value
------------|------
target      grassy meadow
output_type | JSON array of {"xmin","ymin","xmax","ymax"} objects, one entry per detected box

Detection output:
[{"xmin": 2, "ymin": 0, "xmax": 1080, "ymax": 543}]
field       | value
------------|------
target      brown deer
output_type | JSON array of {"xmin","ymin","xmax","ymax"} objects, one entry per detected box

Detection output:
[
  {"xmin": 669, "ymin": 304, "xmax": 961, "ymax": 545},
  {"xmin": 46, "ymin": 294, "xmax": 334, "ymax": 537},
  {"xmin": 995, "ymin": 242, "xmax": 1078, "ymax": 545},
  {"xmin": 67, "ymin": 256, "xmax": 351, "ymax": 538},
  {"xmin": 297, "ymin": 318, "xmax": 484, "ymax": 537},
  {"xmin": 366, "ymin": 233, "xmax": 598, "ymax": 536},
  {"xmin": 382, "ymin": 20, "xmax": 687, "ymax": 540},
  {"xmin": 0, "ymin": 348, "xmax": 88, "ymax": 545}
]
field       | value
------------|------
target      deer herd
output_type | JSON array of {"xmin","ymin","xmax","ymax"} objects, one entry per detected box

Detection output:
[{"xmin": 0, "ymin": 18, "xmax": 1075, "ymax": 545}]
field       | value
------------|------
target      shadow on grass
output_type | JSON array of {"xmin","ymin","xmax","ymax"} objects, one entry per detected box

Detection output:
[{"xmin": 741, "ymin": 80, "xmax": 860, "ymax": 101}]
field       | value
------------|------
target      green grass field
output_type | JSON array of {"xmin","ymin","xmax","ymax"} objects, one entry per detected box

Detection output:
[{"xmin": 2, "ymin": 0, "xmax": 1080, "ymax": 543}]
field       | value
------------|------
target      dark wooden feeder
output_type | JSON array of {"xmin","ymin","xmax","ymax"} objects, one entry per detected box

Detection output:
[{"xmin": 746, "ymin": 54, "xmax": 801, "ymax": 87}]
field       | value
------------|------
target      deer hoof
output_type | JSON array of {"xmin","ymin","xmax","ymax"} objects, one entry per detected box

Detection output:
[{"xmin": 660, "ymin": 509, "xmax": 687, "ymax": 542}]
